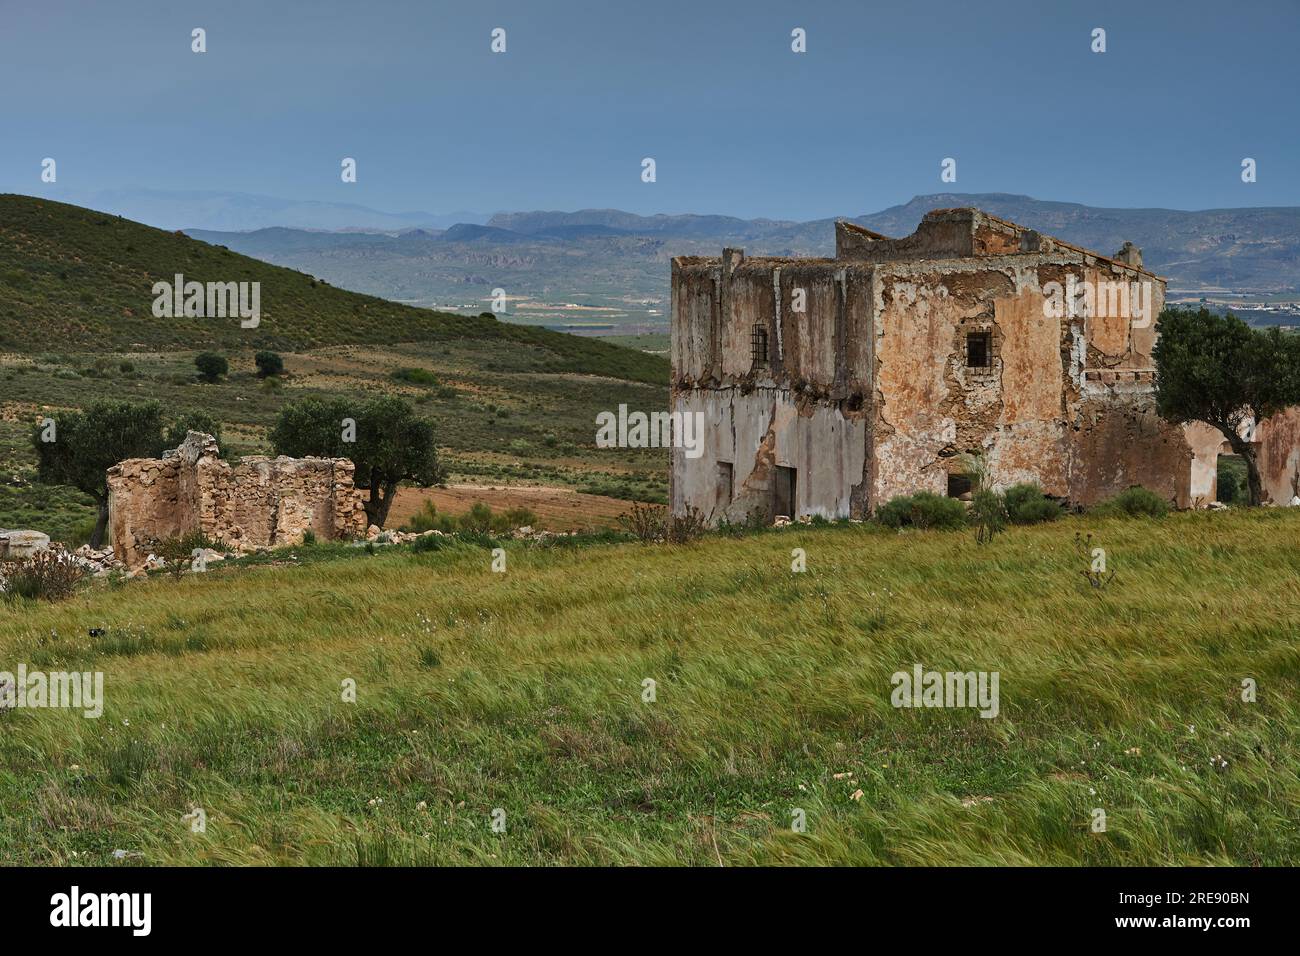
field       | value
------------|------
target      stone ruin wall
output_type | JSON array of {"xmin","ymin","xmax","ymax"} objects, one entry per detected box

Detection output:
[
  {"xmin": 107, "ymin": 432, "xmax": 369, "ymax": 567},
  {"xmin": 670, "ymin": 209, "xmax": 1300, "ymax": 523}
]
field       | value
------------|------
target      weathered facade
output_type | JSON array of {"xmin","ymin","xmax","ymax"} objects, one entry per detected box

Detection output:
[
  {"xmin": 107, "ymin": 432, "xmax": 368, "ymax": 566},
  {"xmin": 670, "ymin": 208, "xmax": 1300, "ymax": 522}
]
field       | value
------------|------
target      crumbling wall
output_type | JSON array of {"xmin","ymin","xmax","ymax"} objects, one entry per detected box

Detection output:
[
  {"xmin": 670, "ymin": 207, "xmax": 1298, "ymax": 523},
  {"xmin": 670, "ymin": 388, "xmax": 867, "ymax": 523},
  {"xmin": 107, "ymin": 432, "xmax": 368, "ymax": 567},
  {"xmin": 1255, "ymin": 408, "xmax": 1300, "ymax": 504}
]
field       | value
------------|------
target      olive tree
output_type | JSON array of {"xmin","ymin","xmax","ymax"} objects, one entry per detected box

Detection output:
[
  {"xmin": 270, "ymin": 396, "xmax": 444, "ymax": 527},
  {"xmin": 1153, "ymin": 308, "xmax": 1300, "ymax": 505}
]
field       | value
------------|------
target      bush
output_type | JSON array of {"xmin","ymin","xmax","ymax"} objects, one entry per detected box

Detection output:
[
  {"xmin": 150, "ymin": 532, "xmax": 217, "ymax": 579},
  {"xmin": 492, "ymin": 507, "xmax": 537, "ymax": 533},
  {"xmin": 1217, "ymin": 456, "xmax": 1247, "ymax": 505},
  {"xmin": 619, "ymin": 502, "xmax": 668, "ymax": 543},
  {"xmin": 969, "ymin": 488, "xmax": 1006, "ymax": 544},
  {"xmin": 876, "ymin": 491, "xmax": 967, "ymax": 531},
  {"xmin": 457, "ymin": 502, "xmax": 494, "ymax": 535},
  {"xmin": 410, "ymin": 533, "xmax": 446, "ymax": 553},
  {"xmin": 1092, "ymin": 485, "xmax": 1170, "ymax": 519},
  {"xmin": 1003, "ymin": 483, "xmax": 1063, "ymax": 525},
  {"xmin": 164, "ymin": 412, "xmax": 224, "ymax": 455},
  {"xmin": 666, "ymin": 505, "xmax": 707, "ymax": 544},
  {"xmin": 194, "ymin": 352, "xmax": 228, "ymax": 382},
  {"xmin": 402, "ymin": 500, "xmax": 454, "ymax": 534},
  {"xmin": 255, "ymin": 351, "xmax": 284, "ymax": 378},
  {"xmin": 1217, "ymin": 468, "xmax": 1240, "ymax": 505},
  {"xmin": 1, "ymin": 551, "xmax": 86, "ymax": 602},
  {"xmin": 392, "ymin": 367, "xmax": 439, "ymax": 387}
]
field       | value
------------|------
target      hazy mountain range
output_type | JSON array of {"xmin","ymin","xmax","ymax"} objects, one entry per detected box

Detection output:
[
  {"xmin": 60, "ymin": 187, "xmax": 489, "ymax": 233},
  {"xmin": 169, "ymin": 192, "xmax": 1300, "ymax": 333}
]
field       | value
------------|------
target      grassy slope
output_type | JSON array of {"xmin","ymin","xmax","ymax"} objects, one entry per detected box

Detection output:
[
  {"xmin": 2, "ymin": 509, "xmax": 1298, "ymax": 866},
  {"xmin": 0, "ymin": 194, "xmax": 668, "ymax": 385}
]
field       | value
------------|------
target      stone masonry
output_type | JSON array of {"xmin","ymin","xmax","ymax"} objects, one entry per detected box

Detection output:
[
  {"xmin": 107, "ymin": 432, "xmax": 369, "ymax": 567},
  {"xmin": 670, "ymin": 207, "xmax": 1300, "ymax": 523}
]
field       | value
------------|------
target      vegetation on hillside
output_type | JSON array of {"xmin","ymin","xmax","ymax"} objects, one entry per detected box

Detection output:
[{"xmin": 0, "ymin": 195, "xmax": 667, "ymax": 385}]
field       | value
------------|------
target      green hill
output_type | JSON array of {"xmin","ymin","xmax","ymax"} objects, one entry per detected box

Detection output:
[{"xmin": 0, "ymin": 194, "xmax": 667, "ymax": 385}]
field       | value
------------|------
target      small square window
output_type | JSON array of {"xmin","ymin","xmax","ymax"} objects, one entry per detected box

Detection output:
[
  {"xmin": 966, "ymin": 331, "xmax": 991, "ymax": 368},
  {"xmin": 751, "ymin": 324, "xmax": 769, "ymax": 369}
]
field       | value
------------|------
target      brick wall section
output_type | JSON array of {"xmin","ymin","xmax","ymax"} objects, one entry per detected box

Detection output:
[{"xmin": 107, "ymin": 432, "xmax": 368, "ymax": 567}]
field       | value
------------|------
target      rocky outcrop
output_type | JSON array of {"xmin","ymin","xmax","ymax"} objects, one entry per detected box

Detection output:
[{"xmin": 106, "ymin": 432, "xmax": 368, "ymax": 567}]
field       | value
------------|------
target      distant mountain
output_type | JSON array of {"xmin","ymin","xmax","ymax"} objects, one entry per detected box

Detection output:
[
  {"xmin": 59, "ymin": 187, "xmax": 489, "ymax": 233},
  {"xmin": 488, "ymin": 209, "xmax": 798, "ymax": 239},
  {"xmin": 0, "ymin": 194, "xmax": 668, "ymax": 385},
  {"xmin": 177, "ymin": 193, "xmax": 1300, "ymax": 333},
  {"xmin": 843, "ymin": 194, "xmax": 1300, "ymax": 292}
]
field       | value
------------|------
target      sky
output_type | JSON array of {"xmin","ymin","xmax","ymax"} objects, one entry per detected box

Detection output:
[{"xmin": 1, "ymin": 0, "xmax": 1297, "ymax": 221}]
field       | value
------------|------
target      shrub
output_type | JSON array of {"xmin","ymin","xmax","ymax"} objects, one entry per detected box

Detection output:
[
  {"xmin": 876, "ymin": 491, "xmax": 967, "ymax": 531},
  {"xmin": 1217, "ymin": 456, "xmax": 1247, "ymax": 505},
  {"xmin": 717, "ymin": 508, "xmax": 768, "ymax": 538},
  {"xmin": 1217, "ymin": 468, "xmax": 1240, "ymax": 505},
  {"xmin": 410, "ymin": 533, "xmax": 445, "ymax": 553},
  {"xmin": 455, "ymin": 530, "xmax": 498, "ymax": 549},
  {"xmin": 1092, "ymin": 485, "xmax": 1170, "ymax": 519},
  {"xmin": 118, "ymin": 361, "xmax": 135, "ymax": 374},
  {"xmin": 969, "ymin": 488, "xmax": 1006, "ymax": 544},
  {"xmin": 960, "ymin": 453, "xmax": 1003, "ymax": 544},
  {"xmin": 392, "ymin": 367, "xmax": 439, "ymax": 387},
  {"xmin": 164, "ymin": 412, "xmax": 224, "ymax": 455},
  {"xmin": 403, "ymin": 500, "xmax": 455, "ymax": 534},
  {"xmin": 255, "ymin": 351, "xmax": 284, "ymax": 378},
  {"xmin": 1003, "ymin": 482, "xmax": 1063, "ymax": 525},
  {"xmin": 1, "ymin": 551, "xmax": 86, "ymax": 602},
  {"xmin": 619, "ymin": 502, "xmax": 668, "ymax": 543},
  {"xmin": 150, "ymin": 532, "xmax": 217, "ymax": 579},
  {"xmin": 492, "ymin": 507, "xmax": 538, "ymax": 533},
  {"xmin": 666, "ymin": 505, "xmax": 707, "ymax": 544},
  {"xmin": 457, "ymin": 502, "xmax": 494, "ymax": 535},
  {"xmin": 194, "ymin": 352, "xmax": 228, "ymax": 382}
]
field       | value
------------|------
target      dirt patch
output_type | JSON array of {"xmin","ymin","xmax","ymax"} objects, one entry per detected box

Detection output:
[{"xmin": 389, "ymin": 484, "xmax": 633, "ymax": 531}]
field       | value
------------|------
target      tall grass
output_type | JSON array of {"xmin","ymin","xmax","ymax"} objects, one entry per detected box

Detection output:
[{"xmin": 1, "ymin": 508, "xmax": 1297, "ymax": 865}]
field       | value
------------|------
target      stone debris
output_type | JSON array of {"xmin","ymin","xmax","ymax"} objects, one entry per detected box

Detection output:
[{"xmin": 71, "ymin": 543, "xmax": 122, "ymax": 576}]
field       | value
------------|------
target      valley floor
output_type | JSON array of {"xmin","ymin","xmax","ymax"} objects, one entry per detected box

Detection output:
[{"xmin": 1, "ymin": 509, "xmax": 1298, "ymax": 865}]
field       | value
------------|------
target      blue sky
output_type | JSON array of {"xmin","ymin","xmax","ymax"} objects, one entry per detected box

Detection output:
[{"xmin": 2, "ymin": 0, "xmax": 1296, "ymax": 220}]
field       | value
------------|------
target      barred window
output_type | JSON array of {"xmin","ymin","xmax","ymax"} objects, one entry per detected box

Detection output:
[{"xmin": 751, "ymin": 324, "xmax": 769, "ymax": 369}]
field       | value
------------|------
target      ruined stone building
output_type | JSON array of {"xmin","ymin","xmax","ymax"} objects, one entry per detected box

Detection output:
[
  {"xmin": 107, "ymin": 432, "xmax": 369, "ymax": 566},
  {"xmin": 670, "ymin": 207, "xmax": 1300, "ymax": 522}
]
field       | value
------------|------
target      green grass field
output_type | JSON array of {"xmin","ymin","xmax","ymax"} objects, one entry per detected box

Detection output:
[{"xmin": 3, "ymin": 508, "xmax": 1297, "ymax": 866}]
